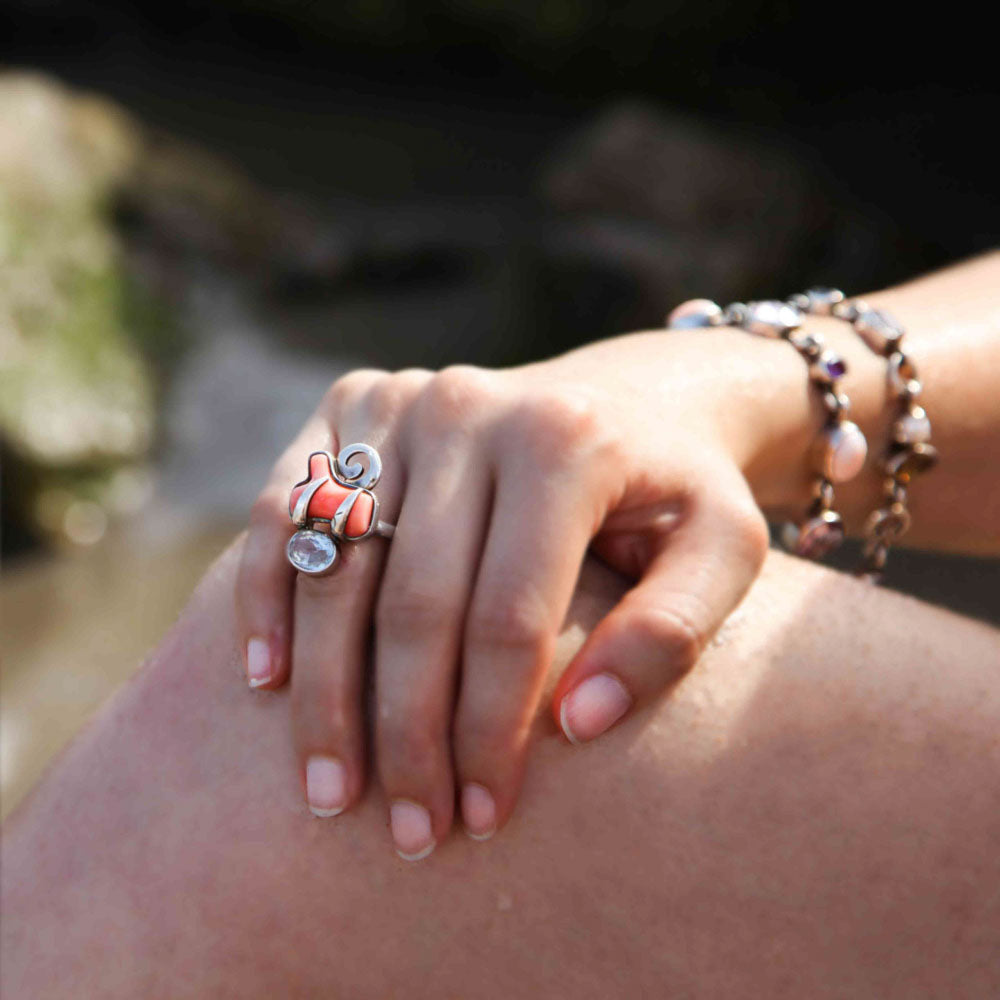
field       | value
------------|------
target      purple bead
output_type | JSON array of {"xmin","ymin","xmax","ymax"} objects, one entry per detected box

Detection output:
[
  {"xmin": 812, "ymin": 350, "xmax": 846, "ymax": 382},
  {"xmin": 825, "ymin": 356, "xmax": 846, "ymax": 379},
  {"xmin": 795, "ymin": 513, "xmax": 845, "ymax": 560}
]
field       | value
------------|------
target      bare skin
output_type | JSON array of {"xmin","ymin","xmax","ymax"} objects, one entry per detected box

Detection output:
[
  {"xmin": 3, "ymin": 540, "xmax": 999, "ymax": 998},
  {"xmin": 235, "ymin": 253, "xmax": 1000, "ymax": 856}
]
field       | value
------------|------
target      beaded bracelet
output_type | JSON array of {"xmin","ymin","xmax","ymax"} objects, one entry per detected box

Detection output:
[
  {"xmin": 790, "ymin": 288, "xmax": 937, "ymax": 582},
  {"xmin": 667, "ymin": 297, "xmax": 868, "ymax": 561}
]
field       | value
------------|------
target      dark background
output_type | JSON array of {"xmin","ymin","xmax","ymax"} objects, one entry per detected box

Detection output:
[
  {"xmin": 2, "ymin": 0, "xmax": 997, "ymax": 616},
  {"xmin": 6, "ymin": 0, "xmax": 997, "ymax": 345}
]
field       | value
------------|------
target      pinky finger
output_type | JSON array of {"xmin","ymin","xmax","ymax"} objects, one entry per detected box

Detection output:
[
  {"xmin": 235, "ymin": 415, "xmax": 333, "ymax": 690},
  {"xmin": 235, "ymin": 494, "xmax": 296, "ymax": 690}
]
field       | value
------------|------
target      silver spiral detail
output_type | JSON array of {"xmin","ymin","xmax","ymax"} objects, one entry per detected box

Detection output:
[{"xmin": 334, "ymin": 443, "xmax": 382, "ymax": 490}]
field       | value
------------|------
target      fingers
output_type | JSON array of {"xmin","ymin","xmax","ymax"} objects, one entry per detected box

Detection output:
[
  {"xmin": 291, "ymin": 533, "xmax": 389, "ymax": 818},
  {"xmin": 289, "ymin": 376, "xmax": 415, "ymax": 820},
  {"xmin": 552, "ymin": 472, "xmax": 769, "ymax": 744},
  {"xmin": 373, "ymin": 439, "xmax": 492, "ymax": 860},
  {"xmin": 452, "ymin": 441, "xmax": 599, "ymax": 840},
  {"xmin": 235, "ymin": 415, "xmax": 332, "ymax": 690}
]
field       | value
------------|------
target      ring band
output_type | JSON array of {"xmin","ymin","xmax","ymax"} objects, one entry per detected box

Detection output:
[{"xmin": 286, "ymin": 444, "xmax": 395, "ymax": 576}]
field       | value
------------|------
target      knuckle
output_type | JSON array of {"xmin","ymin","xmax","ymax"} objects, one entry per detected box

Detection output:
[
  {"xmin": 456, "ymin": 703, "xmax": 523, "ymax": 760},
  {"xmin": 249, "ymin": 489, "xmax": 287, "ymax": 531},
  {"xmin": 466, "ymin": 592, "xmax": 549, "ymax": 652},
  {"xmin": 292, "ymin": 680, "xmax": 355, "ymax": 741},
  {"xmin": 360, "ymin": 370, "xmax": 424, "ymax": 426},
  {"xmin": 376, "ymin": 581, "xmax": 457, "ymax": 639},
  {"xmin": 418, "ymin": 365, "xmax": 495, "ymax": 429},
  {"xmin": 377, "ymin": 713, "xmax": 441, "ymax": 775},
  {"xmin": 323, "ymin": 368, "xmax": 385, "ymax": 417},
  {"xmin": 727, "ymin": 498, "xmax": 771, "ymax": 569},
  {"xmin": 631, "ymin": 600, "xmax": 706, "ymax": 673},
  {"xmin": 235, "ymin": 546, "xmax": 269, "ymax": 594},
  {"xmin": 507, "ymin": 388, "xmax": 603, "ymax": 460}
]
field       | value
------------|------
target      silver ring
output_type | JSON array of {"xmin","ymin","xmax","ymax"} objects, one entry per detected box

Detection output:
[{"xmin": 286, "ymin": 444, "xmax": 395, "ymax": 576}]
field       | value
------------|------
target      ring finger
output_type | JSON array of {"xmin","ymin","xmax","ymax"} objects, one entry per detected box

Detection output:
[{"xmin": 289, "ymin": 385, "xmax": 411, "ymax": 819}]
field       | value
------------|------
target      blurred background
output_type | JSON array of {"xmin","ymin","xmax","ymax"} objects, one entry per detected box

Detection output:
[{"xmin": 2, "ymin": 0, "xmax": 998, "ymax": 817}]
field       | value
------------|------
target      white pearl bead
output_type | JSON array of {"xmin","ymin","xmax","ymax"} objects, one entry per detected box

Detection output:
[{"xmin": 816, "ymin": 420, "xmax": 867, "ymax": 483}]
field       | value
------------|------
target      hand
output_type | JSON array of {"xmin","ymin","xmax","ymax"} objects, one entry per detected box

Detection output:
[{"xmin": 235, "ymin": 325, "xmax": 781, "ymax": 859}]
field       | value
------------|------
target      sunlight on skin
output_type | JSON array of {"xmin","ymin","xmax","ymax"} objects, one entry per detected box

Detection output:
[{"xmin": 2, "ymin": 539, "xmax": 999, "ymax": 998}]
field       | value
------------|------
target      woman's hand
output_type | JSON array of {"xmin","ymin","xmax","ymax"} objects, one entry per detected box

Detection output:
[{"xmin": 235, "ymin": 326, "xmax": 787, "ymax": 859}]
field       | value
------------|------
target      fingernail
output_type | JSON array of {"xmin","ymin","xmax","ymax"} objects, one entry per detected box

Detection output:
[
  {"xmin": 390, "ymin": 800, "xmax": 436, "ymax": 861},
  {"xmin": 306, "ymin": 755, "xmax": 347, "ymax": 817},
  {"xmin": 461, "ymin": 783, "xmax": 497, "ymax": 841},
  {"xmin": 247, "ymin": 637, "xmax": 272, "ymax": 689},
  {"xmin": 560, "ymin": 672, "xmax": 633, "ymax": 745}
]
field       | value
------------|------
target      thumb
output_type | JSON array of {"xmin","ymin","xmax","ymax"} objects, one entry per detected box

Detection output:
[{"xmin": 552, "ymin": 479, "xmax": 768, "ymax": 744}]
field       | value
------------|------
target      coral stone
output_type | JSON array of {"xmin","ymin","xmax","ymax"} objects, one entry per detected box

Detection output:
[
  {"xmin": 287, "ymin": 529, "xmax": 338, "ymax": 575},
  {"xmin": 666, "ymin": 298, "xmax": 723, "ymax": 329},
  {"xmin": 816, "ymin": 420, "xmax": 868, "ymax": 482}
]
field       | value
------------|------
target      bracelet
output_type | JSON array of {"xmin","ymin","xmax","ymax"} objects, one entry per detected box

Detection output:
[
  {"xmin": 790, "ymin": 288, "xmax": 938, "ymax": 582},
  {"xmin": 667, "ymin": 297, "xmax": 868, "ymax": 561}
]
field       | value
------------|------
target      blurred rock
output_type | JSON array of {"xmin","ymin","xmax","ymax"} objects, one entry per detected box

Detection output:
[
  {"xmin": 536, "ymin": 103, "xmax": 891, "ymax": 340},
  {"xmin": 0, "ymin": 73, "xmax": 158, "ymax": 551}
]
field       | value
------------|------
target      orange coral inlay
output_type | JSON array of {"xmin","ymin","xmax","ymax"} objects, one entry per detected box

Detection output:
[{"xmin": 289, "ymin": 453, "xmax": 376, "ymax": 539}]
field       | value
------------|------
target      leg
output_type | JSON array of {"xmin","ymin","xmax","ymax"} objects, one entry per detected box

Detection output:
[{"xmin": 2, "ymin": 542, "xmax": 999, "ymax": 998}]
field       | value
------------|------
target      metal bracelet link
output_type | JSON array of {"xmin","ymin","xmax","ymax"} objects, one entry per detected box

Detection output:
[
  {"xmin": 794, "ymin": 288, "xmax": 938, "ymax": 581},
  {"xmin": 666, "ymin": 294, "xmax": 868, "ymax": 563}
]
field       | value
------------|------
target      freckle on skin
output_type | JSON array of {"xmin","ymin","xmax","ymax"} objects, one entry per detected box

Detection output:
[{"xmin": 497, "ymin": 892, "xmax": 513, "ymax": 912}]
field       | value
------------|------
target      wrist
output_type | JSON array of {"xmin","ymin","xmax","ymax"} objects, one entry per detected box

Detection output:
[
  {"xmin": 659, "ymin": 317, "xmax": 887, "ymax": 527},
  {"xmin": 734, "ymin": 315, "xmax": 888, "ymax": 526}
]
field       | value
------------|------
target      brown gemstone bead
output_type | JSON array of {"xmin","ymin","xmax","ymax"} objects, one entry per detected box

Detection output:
[{"xmin": 884, "ymin": 443, "xmax": 940, "ymax": 480}]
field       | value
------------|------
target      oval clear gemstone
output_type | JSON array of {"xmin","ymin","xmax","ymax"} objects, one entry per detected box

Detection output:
[
  {"xmin": 666, "ymin": 298, "xmax": 723, "ymax": 329},
  {"xmin": 744, "ymin": 300, "xmax": 802, "ymax": 336},
  {"xmin": 892, "ymin": 406, "xmax": 932, "ymax": 445},
  {"xmin": 805, "ymin": 287, "xmax": 845, "ymax": 315},
  {"xmin": 287, "ymin": 529, "xmax": 338, "ymax": 575},
  {"xmin": 854, "ymin": 308, "xmax": 903, "ymax": 352}
]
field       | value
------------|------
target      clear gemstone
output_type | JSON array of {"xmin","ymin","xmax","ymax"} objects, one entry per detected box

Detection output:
[
  {"xmin": 287, "ymin": 529, "xmax": 338, "ymax": 575},
  {"xmin": 892, "ymin": 406, "xmax": 931, "ymax": 445},
  {"xmin": 805, "ymin": 287, "xmax": 845, "ymax": 315},
  {"xmin": 779, "ymin": 521, "xmax": 802, "ymax": 553},
  {"xmin": 666, "ymin": 298, "xmax": 724, "ymax": 329},
  {"xmin": 854, "ymin": 308, "xmax": 903, "ymax": 352},
  {"xmin": 743, "ymin": 300, "xmax": 802, "ymax": 337}
]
